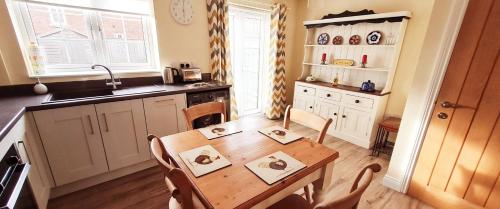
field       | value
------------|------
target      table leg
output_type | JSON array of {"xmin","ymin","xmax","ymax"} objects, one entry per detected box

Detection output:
[{"xmin": 311, "ymin": 161, "xmax": 334, "ymax": 204}]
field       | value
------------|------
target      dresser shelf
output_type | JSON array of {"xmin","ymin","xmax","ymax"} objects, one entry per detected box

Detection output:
[{"xmin": 303, "ymin": 63, "xmax": 389, "ymax": 72}]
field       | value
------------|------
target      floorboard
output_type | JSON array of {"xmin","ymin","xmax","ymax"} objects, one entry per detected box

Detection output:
[{"xmin": 48, "ymin": 115, "xmax": 434, "ymax": 209}]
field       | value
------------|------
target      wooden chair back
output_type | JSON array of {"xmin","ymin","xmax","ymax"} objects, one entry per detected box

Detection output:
[
  {"xmin": 182, "ymin": 102, "xmax": 226, "ymax": 130},
  {"xmin": 283, "ymin": 105, "xmax": 333, "ymax": 144},
  {"xmin": 315, "ymin": 163, "xmax": 382, "ymax": 209},
  {"xmin": 148, "ymin": 135, "xmax": 195, "ymax": 209}
]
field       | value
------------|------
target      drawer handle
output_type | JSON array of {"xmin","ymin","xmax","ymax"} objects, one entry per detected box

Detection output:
[
  {"xmin": 333, "ymin": 113, "xmax": 337, "ymax": 116},
  {"xmin": 355, "ymin": 99, "xmax": 360, "ymax": 104},
  {"xmin": 309, "ymin": 106, "xmax": 313, "ymax": 109},
  {"xmin": 342, "ymin": 115, "xmax": 346, "ymax": 118},
  {"xmin": 327, "ymin": 94, "xmax": 331, "ymax": 97},
  {"xmin": 303, "ymin": 89, "xmax": 308, "ymax": 93},
  {"xmin": 155, "ymin": 98, "xmax": 174, "ymax": 103}
]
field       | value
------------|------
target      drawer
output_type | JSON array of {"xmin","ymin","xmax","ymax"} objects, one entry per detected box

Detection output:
[
  {"xmin": 318, "ymin": 89, "xmax": 341, "ymax": 102},
  {"xmin": 296, "ymin": 85, "xmax": 316, "ymax": 96},
  {"xmin": 343, "ymin": 94, "xmax": 374, "ymax": 109}
]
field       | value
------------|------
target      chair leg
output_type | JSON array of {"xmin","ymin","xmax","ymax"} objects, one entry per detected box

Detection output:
[{"xmin": 304, "ymin": 185, "xmax": 311, "ymax": 204}]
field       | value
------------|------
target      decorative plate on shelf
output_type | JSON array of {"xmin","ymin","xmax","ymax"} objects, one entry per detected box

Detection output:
[
  {"xmin": 367, "ymin": 31, "xmax": 383, "ymax": 45},
  {"xmin": 349, "ymin": 35, "xmax": 361, "ymax": 45},
  {"xmin": 332, "ymin": 36, "xmax": 343, "ymax": 45},
  {"xmin": 317, "ymin": 33, "xmax": 330, "ymax": 45}
]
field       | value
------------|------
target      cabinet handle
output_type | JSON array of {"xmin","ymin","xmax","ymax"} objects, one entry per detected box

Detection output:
[
  {"xmin": 303, "ymin": 89, "xmax": 308, "ymax": 93},
  {"xmin": 309, "ymin": 106, "xmax": 313, "ymax": 109},
  {"xmin": 342, "ymin": 115, "xmax": 346, "ymax": 118},
  {"xmin": 327, "ymin": 94, "xmax": 331, "ymax": 97},
  {"xmin": 333, "ymin": 113, "xmax": 337, "ymax": 116},
  {"xmin": 155, "ymin": 98, "xmax": 174, "ymax": 103},
  {"xmin": 103, "ymin": 113, "xmax": 110, "ymax": 132},
  {"xmin": 355, "ymin": 100, "xmax": 360, "ymax": 103},
  {"xmin": 87, "ymin": 115, "xmax": 94, "ymax": 135},
  {"xmin": 17, "ymin": 141, "xmax": 31, "ymax": 164}
]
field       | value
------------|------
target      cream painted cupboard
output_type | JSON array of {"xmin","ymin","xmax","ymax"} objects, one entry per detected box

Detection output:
[
  {"xmin": 294, "ymin": 82, "xmax": 386, "ymax": 148},
  {"xmin": 143, "ymin": 94, "xmax": 187, "ymax": 138},
  {"xmin": 95, "ymin": 99, "xmax": 149, "ymax": 171},
  {"xmin": 2, "ymin": 114, "xmax": 52, "ymax": 209},
  {"xmin": 33, "ymin": 105, "xmax": 109, "ymax": 186},
  {"xmin": 33, "ymin": 94, "xmax": 187, "ymax": 188}
]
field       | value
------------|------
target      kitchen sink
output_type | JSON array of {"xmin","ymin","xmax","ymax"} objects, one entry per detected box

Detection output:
[{"xmin": 45, "ymin": 89, "xmax": 115, "ymax": 103}]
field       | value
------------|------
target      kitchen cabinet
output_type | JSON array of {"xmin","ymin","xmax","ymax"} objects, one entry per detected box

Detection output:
[
  {"xmin": 3, "ymin": 115, "xmax": 52, "ymax": 209},
  {"xmin": 339, "ymin": 107, "xmax": 371, "ymax": 139},
  {"xmin": 293, "ymin": 82, "xmax": 385, "ymax": 148},
  {"xmin": 33, "ymin": 105, "xmax": 108, "ymax": 186},
  {"xmin": 95, "ymin": 99, "xmax": 149, "ymax": 171},
  {"xmin": 143, "ymin": 94, "xmax": 187, "ymax": 137},
  {"xmin": 315, "ymin": 101, "xmax": 340, "ymax": 130}
]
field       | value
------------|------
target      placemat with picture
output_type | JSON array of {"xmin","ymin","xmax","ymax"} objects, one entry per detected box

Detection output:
[
  {"xmin": 198, "ymin": 123, "xmax": 243, "ymax": 140},
  {"xmin": 258, "ymin": 125, "xmax": 303, "ymax": 144},
  {"xmin": 245, "ymin": 151, "xmax": 306, "ymax": 185},
  {"xmin": 179, "ymin": 145, "xmax": 231, "ymax": 177}
]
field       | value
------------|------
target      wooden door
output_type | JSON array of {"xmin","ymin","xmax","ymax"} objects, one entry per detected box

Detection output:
[
  {"xmin": 95, "ymin": 99, "xmax": 149, "ymax": 171},
  {"xmin": 339, "ymin": 107, "xmax": 370, "ymax": 138},
  {"xmin": 143, "ymin": 94, "xmax": 187, "ymax": 137},
  {"xmin": 33, "ymin": 105, "xmax": 108, "ymax": 186},
  {"xmin": 315, "ymin": 101, "xmax": 340, "ymax": 130},
  {"xmin": 409, "ymin": 1, "xmax": 500, "ymax": 208}
]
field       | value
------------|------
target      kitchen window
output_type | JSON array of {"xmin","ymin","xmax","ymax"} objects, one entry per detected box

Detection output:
[{"xmin": 10, "ymin": 0, "xmax": 158, "ymax": 76}]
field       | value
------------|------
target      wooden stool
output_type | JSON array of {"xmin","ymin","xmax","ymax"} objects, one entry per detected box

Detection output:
[{"xmin": 371, "ymin": 117, "xmax": 401, "ymax": 157}]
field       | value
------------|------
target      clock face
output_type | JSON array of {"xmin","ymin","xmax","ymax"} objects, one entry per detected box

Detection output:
[{"xmin": 170, "ymin": 0, "xmax": 193, "ymax": 25}]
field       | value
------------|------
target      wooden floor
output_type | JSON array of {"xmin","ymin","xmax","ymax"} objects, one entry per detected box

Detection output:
[{"xmin": 48, "ymin": 115, "xmax": 434, "ymax": 209}]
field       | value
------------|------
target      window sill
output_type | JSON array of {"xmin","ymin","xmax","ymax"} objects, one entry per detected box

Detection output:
[{"xmin": 29, "ymin": 69, "xmax": 161, "ymax": 78}]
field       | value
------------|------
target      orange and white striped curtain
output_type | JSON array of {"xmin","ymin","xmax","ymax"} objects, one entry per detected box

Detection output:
[
  {"xmin": 266, "ymin": 3, "xmax": 287, "ymax": 119},
  {"xmin": 207, "ymin": 0, "xmax": 238, "ymax": 120}
]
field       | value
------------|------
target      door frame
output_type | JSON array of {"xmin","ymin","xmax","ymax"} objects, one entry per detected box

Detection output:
[{"xmin": 383, "ymin": 0, "xmax": 470, "ymax": 192}]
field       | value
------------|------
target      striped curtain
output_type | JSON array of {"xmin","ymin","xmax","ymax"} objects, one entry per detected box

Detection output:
[
  {"xmin": 207, "ymin": 0, "xmax": 238, "ymax": 120},
  {"xmin": 266, "ymin": 3, "xmax": 287, "ymax": 119}
]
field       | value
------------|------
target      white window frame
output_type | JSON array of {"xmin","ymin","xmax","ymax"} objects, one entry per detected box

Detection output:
[{"xmin": 11, "ymin": 1, "xmax": 159, "ymax": 76}]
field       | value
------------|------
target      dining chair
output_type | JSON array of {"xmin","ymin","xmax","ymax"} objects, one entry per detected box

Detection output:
[
  {"xmin": 283, "ymin": 105, "xmax": 333, "ymax": 202},
  {"xmin": 182, "ymin": 101, "xmax": 226, "ymax": 130},
  {"xmin": 148, "ymin": 135, "xmax": 205, "ymax": 209},
  {"xmin": 268, "ymin": 163, "xmax": 382, "ymax": 209}
]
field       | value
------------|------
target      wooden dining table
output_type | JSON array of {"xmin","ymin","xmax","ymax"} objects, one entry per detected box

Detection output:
[{"xmin": 160, "ymin": 116, "xmax": 339, "ymax": 209}]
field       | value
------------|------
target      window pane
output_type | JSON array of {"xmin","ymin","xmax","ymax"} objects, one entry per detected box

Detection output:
[
  {"xmin": 27, "ymin": 3, "xmax": 93, "ymax": 66},
  {"xmin": 100, "ymin": 12, "xmax": 148, "ymax": 65}
]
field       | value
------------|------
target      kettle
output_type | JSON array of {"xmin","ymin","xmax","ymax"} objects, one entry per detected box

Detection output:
[
  {"xmin": 360, "ymin": 80, "xmax": 376, "ymax": 92},
  {"xmin": 163, "ymin": 67, "xmax": 181, "ymax": 84}
]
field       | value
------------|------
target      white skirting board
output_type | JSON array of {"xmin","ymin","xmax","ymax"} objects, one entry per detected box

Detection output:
[{"xmin": 383, "ymin": 174, "xmax": 404, "ymax": 192}]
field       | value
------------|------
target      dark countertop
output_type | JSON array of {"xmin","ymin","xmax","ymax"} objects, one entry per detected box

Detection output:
[
  {"xmin": 0, "ymin": 83, "xmax": 231, "ymax": 141},
  {"xmin": 296, "ymin": 80, "xmax": 390, "ymax": 96}
]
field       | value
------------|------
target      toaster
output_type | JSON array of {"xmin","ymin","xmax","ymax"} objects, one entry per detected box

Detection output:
[{"xmin": 180, "ymin": 68, "xmax": 202, "ymax": 82}]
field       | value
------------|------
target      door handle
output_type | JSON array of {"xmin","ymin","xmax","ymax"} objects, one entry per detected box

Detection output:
[
  {"xmin": 87, "ymin": 115, "xmax": 95, "ymax": 135},
  {"xmin": 102, "ymin": 113, "xmax": 110, "ymax": 132},
  {"xmin": 437, "ymin": 112, "xmax": 448, "ymax": 119},
  {"xmin": 441, "ymin": 101, "xmax": 457, "ymax": 108}
]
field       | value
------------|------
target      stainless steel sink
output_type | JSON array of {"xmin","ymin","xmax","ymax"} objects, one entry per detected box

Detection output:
[{"xmin": 44, "ymin": 89, "xmax": 115, "ymax": 103}]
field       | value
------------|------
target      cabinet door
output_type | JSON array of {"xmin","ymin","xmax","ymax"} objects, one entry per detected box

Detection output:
[
  {"xmin": 95, "ymin": 99, "xmax": 149, "ymax": 171},
  {"xmin": 339, "ymin": 107, "xmax": 371, "ymax": 138},
  {"xmin": 293, "ymin": 96, "xmax": 315, "ymax": 112},
  {"xmin": 315, "ymin": 101, "xmax": 340, "ymax": 130},
  {"xmin": 33, "ymin": 105, "xmax": 108, "ymax": 186},
  {"xmin": 143, "ymin": 94, "xmax": 187, "ymax": 137}
]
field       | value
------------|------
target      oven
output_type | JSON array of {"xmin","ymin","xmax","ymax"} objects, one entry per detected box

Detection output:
[
  {"xmin": 186, "ymin": 89, "xmax": 230, "ymax": 129},
  {"xmin": 0, "ymin": 145, "xmax": 37, "ymax": 209}
]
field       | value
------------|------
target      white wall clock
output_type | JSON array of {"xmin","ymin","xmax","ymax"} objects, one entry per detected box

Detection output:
[{"xmin": 170, "ymin": 0, "xmax": 193, "ymax": 25}]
